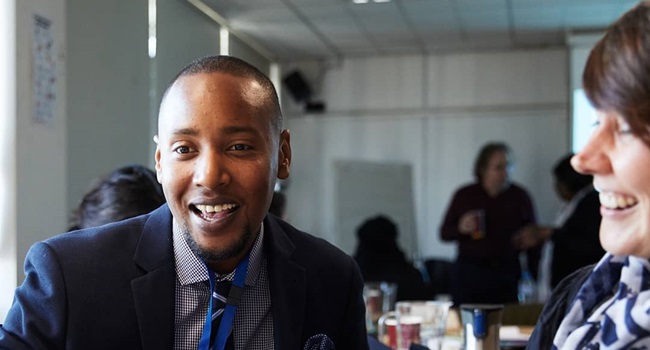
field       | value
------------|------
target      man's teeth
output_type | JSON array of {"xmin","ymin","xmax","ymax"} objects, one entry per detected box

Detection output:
[
  {"xmin": 195, "ymin": 204, "xmax": 237, "ymax": 213},
  {"xmin": 599, "ymin": 193, "xmax": 638, "ymax": 209}
]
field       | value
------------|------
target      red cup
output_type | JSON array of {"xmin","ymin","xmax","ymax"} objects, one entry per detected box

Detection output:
[
  {"xmin": 384, "ymin": 317, "xmax": 421, "ymax": 350},
  {"xmin": 470, "ymin": 209, "xmax": 486, "ymax": 240}
]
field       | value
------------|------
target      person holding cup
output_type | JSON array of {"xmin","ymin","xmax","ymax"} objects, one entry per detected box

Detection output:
[
  {"xmin": 440, "ymin": 142, "xmax": 539, "ymax": 306},
  {"xmin": 527, "ymin": 2, "xmax": 650, "ymax": 348}
]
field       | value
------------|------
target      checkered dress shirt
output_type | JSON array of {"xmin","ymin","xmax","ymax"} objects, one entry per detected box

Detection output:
[{"xmin": 172, "ymin": 220, "xmax": 274, "ymax": 350}]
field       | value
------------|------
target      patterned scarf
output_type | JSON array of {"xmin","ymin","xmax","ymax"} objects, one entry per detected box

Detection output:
[{"xmin": 552, "ymin": 254, "xmax": 650, "ymax": 349}]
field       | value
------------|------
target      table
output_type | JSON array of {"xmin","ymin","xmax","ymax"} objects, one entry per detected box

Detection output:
[{"xmin": 441, "ymin": 325, "xmax": 532, "ymax": 350}]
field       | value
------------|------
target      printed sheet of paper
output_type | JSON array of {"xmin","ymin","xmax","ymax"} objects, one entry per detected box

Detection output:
[{"xmin": 32, "ymin": 14, "xmax": 56, "ymax": 126}]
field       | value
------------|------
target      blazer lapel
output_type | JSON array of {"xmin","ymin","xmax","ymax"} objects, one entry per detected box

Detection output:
[
  {"xmin": 131, "ymin": 205, "xmax": 176, "ymax": 350},
  {"xmin": 265, "ymin": 216, "xmax": 307, "ymax": 350}
]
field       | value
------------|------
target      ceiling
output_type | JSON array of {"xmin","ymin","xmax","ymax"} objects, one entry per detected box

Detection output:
[{"xmin": 192, "ymin": 0, "xmax": 639, "ymax": 62}]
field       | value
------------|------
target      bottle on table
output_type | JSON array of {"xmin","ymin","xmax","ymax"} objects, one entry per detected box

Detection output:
[{"xmin": 517, "ymin": 271, "xmax": 537, "ymax": 304}]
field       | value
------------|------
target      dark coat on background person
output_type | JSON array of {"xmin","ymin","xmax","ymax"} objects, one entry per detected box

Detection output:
[
  {"xmin": 354, "ymin": 215, "xmax": 428, "ymax": 301},
  {"xmin": 440, "ymin": 183, "xmax": 538, "ymax": 305},
  {"xmin": 0, "ymin": 205, "xmax": 368, "ymax": 350},
  {"xmin": 550, "ymin": 189, "xmax": 604, "ymax": 287}
]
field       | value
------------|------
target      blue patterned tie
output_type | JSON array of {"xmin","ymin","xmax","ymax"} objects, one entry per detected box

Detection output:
[{"xmin": 210, "ymin": 281, "xmax": 234, "ymax": 350}]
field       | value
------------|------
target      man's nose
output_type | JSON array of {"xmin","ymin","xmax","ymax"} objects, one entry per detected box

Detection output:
[{"xmin": 193, "ymin": 151, "xmax": 230, "ymax": 190}]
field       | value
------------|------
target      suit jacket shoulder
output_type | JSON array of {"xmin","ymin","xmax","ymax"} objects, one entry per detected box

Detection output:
[
  {"xmin": 263, "ymin": 215, "xmax": 369, "ymax": 350},
  {"xmin": 0, "ymin": 205, "xmax": 176, "ymax": 350}
]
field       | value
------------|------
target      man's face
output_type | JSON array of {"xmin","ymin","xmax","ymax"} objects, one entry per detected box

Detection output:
[
  {"xmin": 155, "ymin": 72, "xmax": 291, "ymax": 271},
  {"xmin": 481, "ymin": 151, "xmax": 510, "ymax": 193}
]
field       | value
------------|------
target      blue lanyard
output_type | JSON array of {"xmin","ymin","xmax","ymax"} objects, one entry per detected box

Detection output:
[{"xmin": 198, "ymin": 253, "xmax": 250, "ymax": 350}]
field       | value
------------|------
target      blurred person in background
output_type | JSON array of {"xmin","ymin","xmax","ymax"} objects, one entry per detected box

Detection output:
[
  {"xmin": 440, "ymin": 142, "xmax": 539, "ymax": 305},
  {"xmin": 354, "ymin": 215, "xmax": 428, "ymax": 301},
  {"xmin": 514, "ymin": 153, "xmax": 603, "ymax": 301},
  {"xmin": 69, "ymin": 164, "xmax": 165, "ymax": 231},
  {"xmin": 268, "ymin": 191, "xmax": 287, "ymax": 221}
]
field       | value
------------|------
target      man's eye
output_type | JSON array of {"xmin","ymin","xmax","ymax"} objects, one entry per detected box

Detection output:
[
  {"xmin": 231, "ymin": 144, "xmax": 249, "ymax": 151},
  {"xmin": 174, "ymin": 146, "xmax": 190, "ymax": 154}
]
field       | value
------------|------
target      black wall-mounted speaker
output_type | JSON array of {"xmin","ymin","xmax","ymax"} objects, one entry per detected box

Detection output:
[{"xmin": 282, "ymin": 70, "xmax": 312, "ymax": 103}]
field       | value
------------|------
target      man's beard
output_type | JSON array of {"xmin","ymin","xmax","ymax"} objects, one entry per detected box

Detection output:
[{"xmin": 182, "ymin": 225, "xmax": 253, "ymax": 264}]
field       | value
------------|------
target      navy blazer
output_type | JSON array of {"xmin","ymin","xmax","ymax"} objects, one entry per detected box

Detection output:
[{"xmin": 0, "ymin": 205, "xmax": 369, "ymax": 349}]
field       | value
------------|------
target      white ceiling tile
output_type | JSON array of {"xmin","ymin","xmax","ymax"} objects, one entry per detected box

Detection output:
[
  {"xmin": 312, "ymin": 18, "xmax": 360, "ymax": 33},
  {"xmin": 565, "ymin": 3, "xmax": 633, "ymax": 23},
  {"xmin": 201, "ymin": 0, "xmax": 285, "ymax": 15},
  {"xmin": 513, "ymin": 31, "xmax": 564, "ymax": 46},
  {"xmin": 293, "ymin": 3, "xmax": 351, "ymax": 19},
  {"xmin": 454, "ymin": 0, "xmax": 508, "ymax": 11},
  {"xmin": 194, "ymin": 0, "xmax": 647, "ymax": 61},
  {"xmin": 227, "ymin": 8, "xmax": 296, "ymax": 23},
  {"xmin": 348, "ymin": 1, "xmax": 400, "ymax": 17},
  {"xmin": 401, "ymin": 0, "xmax": 454, "ymax": 14},
  {"xmin": 290, "ymin": 0, "xmax": 341, "ymax": 4}
]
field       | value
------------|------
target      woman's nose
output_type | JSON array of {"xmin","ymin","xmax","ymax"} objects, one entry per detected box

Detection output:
[{"xmin": 571, "ymin": 127, "xmax": 612, "ymax": 175}]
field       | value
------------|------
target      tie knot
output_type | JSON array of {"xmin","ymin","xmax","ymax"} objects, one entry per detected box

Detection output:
[{"xmin": 213, "ymin": 281, "xmax": 232, "ymax": 305}]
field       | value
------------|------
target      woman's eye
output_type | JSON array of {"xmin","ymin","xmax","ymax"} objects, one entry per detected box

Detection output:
[{"xmin": 619, "ymin": 122, "xmax": 632, "ymax": 134}]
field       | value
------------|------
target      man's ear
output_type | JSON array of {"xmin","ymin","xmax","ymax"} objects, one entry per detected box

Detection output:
[
  {"xmin": 154, "ymin": 136, "xmax": 163, "ymax": 183},
  {"xmin": 277, "ymin": 129, "xmax": 291, "ymax": 180}
]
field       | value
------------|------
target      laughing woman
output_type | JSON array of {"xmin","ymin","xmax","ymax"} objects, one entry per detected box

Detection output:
[{"xmin": 527, "ymin": 2, "xmax": 650, "ymax": 348}]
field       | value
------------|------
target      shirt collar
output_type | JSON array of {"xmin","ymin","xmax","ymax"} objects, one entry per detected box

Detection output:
[{"xmin": 173, "ymin": 218, "xmax": 265, "ymax": 287}]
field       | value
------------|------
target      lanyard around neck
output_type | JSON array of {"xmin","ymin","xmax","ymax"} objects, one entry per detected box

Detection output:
[{"xmin": 198, "ymin": 253, "xmax": 250, "ymax": 350}]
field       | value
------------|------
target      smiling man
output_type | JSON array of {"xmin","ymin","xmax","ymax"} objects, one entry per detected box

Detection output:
[{"xmin": 0, "ymin": 56, "xmax": 369, "ymax": 350}]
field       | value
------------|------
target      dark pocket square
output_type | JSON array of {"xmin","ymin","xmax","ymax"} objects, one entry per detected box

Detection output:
[{"xmin": 303, "ymin": 334, "xmax": 335, "ymax": 350}]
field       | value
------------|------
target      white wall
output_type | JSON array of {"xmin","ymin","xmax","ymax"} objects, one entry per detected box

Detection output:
[
  {"xmin": 283, "ymin": 49, "xmax": 570, "ymax": 259},
  {"xmin": 67, "ymin": 0, "xmax": 225, "ymax": 216},
  {"xmin": 67, "ymin": 0, "xmax": 150, "ymax": 213},
  {"xmin": 230, "ymin": 34, "xmax": 270, "ymax": 76},
  {"xmin": 0, "ymin": 0, "xmax": 68, "ymax": 322},
  {"xmin": 0, "ymin": 0, "xmax": 17, "ymax": 324},
  {"xmin": 155, "ymin": 0, "xmax": 222, "ymax": 108}
]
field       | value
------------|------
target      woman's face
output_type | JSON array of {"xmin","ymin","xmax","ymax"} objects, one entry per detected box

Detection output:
[{"xmin": 572, "ymin": 111, "xmax": 650, "ymax": 258}]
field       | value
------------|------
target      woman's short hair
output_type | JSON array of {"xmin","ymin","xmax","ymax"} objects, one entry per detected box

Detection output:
[
  {"xmin": 473, "ymin": 142, "xmax": 510, "ymax": 182},
  {"xmin": 583, "ymin": 1, "xmax": 650, "ymax": 145}
]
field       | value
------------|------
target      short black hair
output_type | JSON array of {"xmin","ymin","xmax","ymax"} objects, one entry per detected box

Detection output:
[
  {"xmin": 162, "ymin": 55, "xmax": 283, "ymax": 132},
  {"xmin": 268, "ymin": 191, "xmax": 286, "ymax": 218},
  {"xmin": 356, "ymin": 215, "xmax": 398, "ymax": 241},
  {"xmin": 70, "ymin": 165, "xmax": 166, "ymax": 230},
  {"xmin": 553, "ymin": 153, "xmax": 592, "ymax": 194}
]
